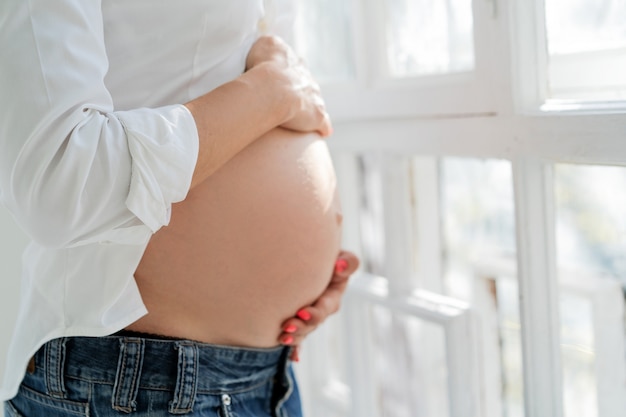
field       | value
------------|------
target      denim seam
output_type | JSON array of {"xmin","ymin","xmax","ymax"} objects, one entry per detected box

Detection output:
[
  {"xmin": 113, "ymin": 339, "xmax": 144, "ymax": 412},
  {"xmin": 67, "ymin": 375, "xmax": 275, "ymax": 395},
  {"xmin": 45, "ymin": 339, "xmax": 66, "ymax": 399},
  {"xmin": 274, "ymin": 362, "xmax": 294, "ymax": 416},
  {"xmin": 168, "ymin": 342, "xmax": 198, "ymax": 414},
  {"xmin": 5, "ymin": 400, "xmax": 22, "ymax": 417},
  {"xmin": 113, "ymin": 342, "xmax": 128, "ymax": 411},
  {"xmin": 16, "ymin": 385, "xmax": 87, "ymax": 415}
]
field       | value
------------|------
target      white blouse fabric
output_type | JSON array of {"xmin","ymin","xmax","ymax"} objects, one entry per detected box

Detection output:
[{"xmin": 0, "ymin": 0, "xmax": 268, "ymax": 400}]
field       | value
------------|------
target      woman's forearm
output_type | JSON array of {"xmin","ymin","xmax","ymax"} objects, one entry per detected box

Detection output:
[
  {"xmin": 185, "ymin": 63, "xmax": 290, "ymax": 189},
  {"xmin": 185, "ymin": 36, "xmax": 331, "ymax": 189}
]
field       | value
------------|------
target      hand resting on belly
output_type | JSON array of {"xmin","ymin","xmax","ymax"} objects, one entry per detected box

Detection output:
[{"xmin": 130, "ymin": 127, "xmax": 343, "ymax": 347}]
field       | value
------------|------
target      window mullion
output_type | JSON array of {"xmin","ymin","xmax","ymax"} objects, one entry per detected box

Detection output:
[
  {"xmin": 513, "ymin": 157, "xmax": 564, "ymax": 417},
  {"xmin": 590, "ymin": 278, "xmax": 626, "ymax": 417},
  {"xmin": 381, "ymin": 154, "xmax": 414, "ymax": 295},
  {"xmin": 509, "ymin": 0, "xmax": 550, "ymax": 111},
  {"xmin": 412, "ymin": 157, "xmax": 443, "ymax": 293}
]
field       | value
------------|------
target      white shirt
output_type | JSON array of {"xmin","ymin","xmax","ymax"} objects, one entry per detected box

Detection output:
[{"xmin": 0, "ymin": 0, "xmax": 270, "ymax": 400}]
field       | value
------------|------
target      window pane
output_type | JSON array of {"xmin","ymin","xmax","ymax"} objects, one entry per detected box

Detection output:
[
  {"xmin": 440, "ymin": 158, "xmax": 524, "ymax": 415},
  {"xmin": 294, "ymin": 0, "xmax": 355, "ymax": 83},
  {"xmin": 495, "ymin": 277, "xmax": 526, "ymax": 417},
  {"xmin": 384, "ymin": 0, "xmax": 474, "ymax": 78},
  {"xmin": 476, "ymin": 275, "xmax": 526, "ymax": 417},
  {"xmin": 441, "ymin": 158, "xmax": 516, "ymax": 301},
  {"xmin": 554, "ymin": 163, "xmax": 626, "ymax": 417},
  {"xmin": 555, "ymin": 164, "xmax": 626, "ymax": 279},
  {"xmin": 370, "ymin": 305, "xmax": 450, "ymax": 417},
  {"xmin": 545, "ymin": 0, "xmax": 626, "ymax": 100},
  {"xmin": 357, "ymin": 154, "xmax": 387, "ymax": 276},
  {"xmin": 559, "ymin": 292, "xmax": 597, "ymax": 417},
  {"xmin": 298, "ymin": 312, "xmax": 351, "ymax": 417}
]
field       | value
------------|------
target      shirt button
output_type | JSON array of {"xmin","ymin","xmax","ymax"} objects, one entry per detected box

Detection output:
[{"xmin": 221, "ymin": 394, "xmax": 231, "ymax": 406}]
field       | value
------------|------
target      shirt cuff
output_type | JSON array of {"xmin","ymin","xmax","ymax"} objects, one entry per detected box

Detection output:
[{"xmin": 115, "ymin": 104, "xmax": 199, "ymax": 232}]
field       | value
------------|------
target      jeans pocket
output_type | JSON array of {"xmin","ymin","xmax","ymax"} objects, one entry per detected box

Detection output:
[{"xmin": 9, "ymin": 385, "xmax": 89, "ymax": 417}]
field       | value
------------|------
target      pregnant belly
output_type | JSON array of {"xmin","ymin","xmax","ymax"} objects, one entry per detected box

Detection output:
[{"xmin": 130, "ymin": 128, "xmax": 343, "ymax": 347}]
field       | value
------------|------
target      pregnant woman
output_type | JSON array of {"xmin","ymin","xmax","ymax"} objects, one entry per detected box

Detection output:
[{"xmin": 0, "ymin": 1, "xmax": 358, "ymax": 416}]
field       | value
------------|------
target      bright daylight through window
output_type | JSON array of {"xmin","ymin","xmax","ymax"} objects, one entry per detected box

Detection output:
[
  {"xmin": 545, "ymin": 0, "xmax": 626, "ymax": 101},
  {"xmin": 290, "ymin": 0, "xmax": 626, "ymax": 416}
]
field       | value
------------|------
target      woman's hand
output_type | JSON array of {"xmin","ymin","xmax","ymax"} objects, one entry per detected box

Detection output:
[
  {"xmin": 278, "ymin": 250, "xmax": 360, "ymax": 361},
  {"xmin": 246, "ymin": 36, "xmax": 332, "ymax": 137}
]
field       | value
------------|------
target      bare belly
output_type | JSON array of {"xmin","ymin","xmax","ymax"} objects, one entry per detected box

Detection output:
[{"xmin": 129, "ymin": 128, "xmax": 343, "ymax": 347}]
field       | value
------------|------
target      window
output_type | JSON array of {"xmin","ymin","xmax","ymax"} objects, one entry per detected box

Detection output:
[
  {"xmin": 383, "ymin": 0, "xmax": 475, "ymax": 78},
  {"xmin": 293, "ymin": 1, "xmax": 626, "ymax": 416},
  {"xmin": 545, "ymin": 0, "xmax": 626, "ymax": 101}
]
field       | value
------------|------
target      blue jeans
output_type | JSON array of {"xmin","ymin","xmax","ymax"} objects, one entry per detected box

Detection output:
[{"xmin": 4, "ymin": 334, "xmax": 302, "ymax": 417}]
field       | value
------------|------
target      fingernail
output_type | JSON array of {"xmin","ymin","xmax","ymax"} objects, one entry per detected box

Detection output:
[
  {"xmin": 292, "ymin": 350, "xmax": 300, "ymax": 362},
  {"xmin": 282, "ymin": 335, "xmax": 294, "ymax": 345},
  {"xmin": 335, "ymin": 258, "xmax": 348, "ymax": 274},
  {"xmin": 296, "ymin": 309, "xmax": 311, "ymax": 321},
  {"xmin": 284, "ymin": 324, "xmax": 298, "ymax": 333}
]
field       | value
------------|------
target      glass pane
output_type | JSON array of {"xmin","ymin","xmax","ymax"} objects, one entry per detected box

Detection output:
[
  {"xmin": 554, "ymin": 163, "xmax": 626, "ymax": 417},
  {"xmin": 300, "ymin": 312, "xmax": 350, "ymax": 417},
  {"xmin": 293, "ymin": 0, "xmax": 355, "ymax": 83},
  {"xmin": 478, "ymin": 275, "xmax": 526, "ymax": 417},
  {"xmin": 357, "ymin": 154, "xmax": 387, "ymax": 276},
  {"xmin": 440, "ymin": 158, "xmax": 524, "ymax": 415},
  {"xmin": 384, "ymin": 0, "xmax": 474, "ymax": 78},
  {"xmin": 555, "ymin": 164, "xmax": 626, "ymax": 279},
  {"xmin": 559, "ymin": 292, "xmax": 597, "ymax": 417},
  {"xmin": 440, "ymin": 158, "xmax": 516, "ymax": 301},
  {"xmin": 545, "ymin": 0, "xmax": 626, "ymax": 100},
  {"xmin": 370, "ymin": 305, "xmax": 450, "ymax": 417},
  {"xmin": 495, "ymin": 277, "xmax": 526, "ymax": 417},
  {"xmin": 322, "ymin": 313, "xmax": 350, "ymax": 388}
]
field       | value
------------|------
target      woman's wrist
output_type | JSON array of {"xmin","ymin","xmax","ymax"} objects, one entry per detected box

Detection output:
[
  {"xmin": 242, "ymin": 61, "xmax": 295, "ymax": 126},
  {"xmin": 245, "ymin": 36, "xmax": 294, "ymax": 71},
  {"xmin": 184, "ymin": 66, "xmax": 291, "ymax": 188}
]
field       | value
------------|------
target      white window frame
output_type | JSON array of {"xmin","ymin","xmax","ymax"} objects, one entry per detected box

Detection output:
[
  {"xmin": 473, "ymin": 259, "xmax": 626, "ymax": 417},
  {"xmin": 294, "ymin": 0, "xmax": 626, "ymax": 416}
]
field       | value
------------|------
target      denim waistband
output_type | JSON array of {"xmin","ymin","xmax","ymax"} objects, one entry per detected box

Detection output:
[
  {"xmin": 22, "ymin": 335, "xmax": 295, "ymax": 415},
  {"xmin": 31, "ymin": 335, "xmax": 290, "ymax": 395}
]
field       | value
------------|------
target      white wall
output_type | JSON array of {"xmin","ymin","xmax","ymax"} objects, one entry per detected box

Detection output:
[{"xmin": 0, "ymin": 206, "xmax": 29, "ymax": 416}]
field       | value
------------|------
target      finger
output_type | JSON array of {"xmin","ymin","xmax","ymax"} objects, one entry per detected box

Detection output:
[
  {"xmin": 285, "ymin": 253, "xmax": 359, "ymax": 332},
  {"xmin": 279, "ymin": 302, "xmax": 338, "ymax": 347},
  {"xmin": 280, "ymin": 332, "xmax": 308, "ymax": 347},
  {"xmin": 277, "ymin": 317, "xmax": 313, "ymax": 347},
  {"xmin": 278, "ymin": 252, "xmax": 361, "ymax": 347},
  {"xmin": 307, "ymin": 254, "xmax": 360, "ymax": 318},
  {"xmin": 290, "ymin": 345, "xmax": 300, "ymax": 362},
  {"xmin": 335, "ymin": 250, "xmax": 360, "ymax": 276},
  {"xmin": 318, "ymin": 111, "xmax": 333, "ymax": 138},
  {"xmin": 279, "ymin": 317, "xmax": 308, "ymax": 336},
  {"xmin": 279, "ymin": 318, "xmax": 314, "ymax": 346}
]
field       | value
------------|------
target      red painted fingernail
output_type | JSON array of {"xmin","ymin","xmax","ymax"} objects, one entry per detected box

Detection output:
[
  {"xmin": 282, "ymin": 335, "xmax": 294, "ymax": 345},
  {"xmin": 296, "ymin": 309, "xmax": 311, "ymax": 321},
  {"xmin": 292, "ymin": 350, "xmax": 300, "ymax": 362},
  {"xmin": 335, "ymin": 258, "xmax": 348, "ymax": 273},
  {"xmin": 284, "ymin": 324, "xmax": 297, "ymax": 333}
]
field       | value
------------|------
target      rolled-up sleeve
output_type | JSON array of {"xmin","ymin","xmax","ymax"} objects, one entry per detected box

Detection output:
[{"xmin": 0, "ymin": 0, "xmax": 199, "ymax": 248}]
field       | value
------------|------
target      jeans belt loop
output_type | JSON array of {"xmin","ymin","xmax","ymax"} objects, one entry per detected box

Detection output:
[
  {"xmin": 112, "ymin": 337, "xmax": 145, "ymax": 413},
  {"xmin": 44, "ymin": 338, "xmax": 67, "ymax": 399},
  {"xmin": 168, "ymin": 341, "xmax": 199, "ymax": 415}
]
